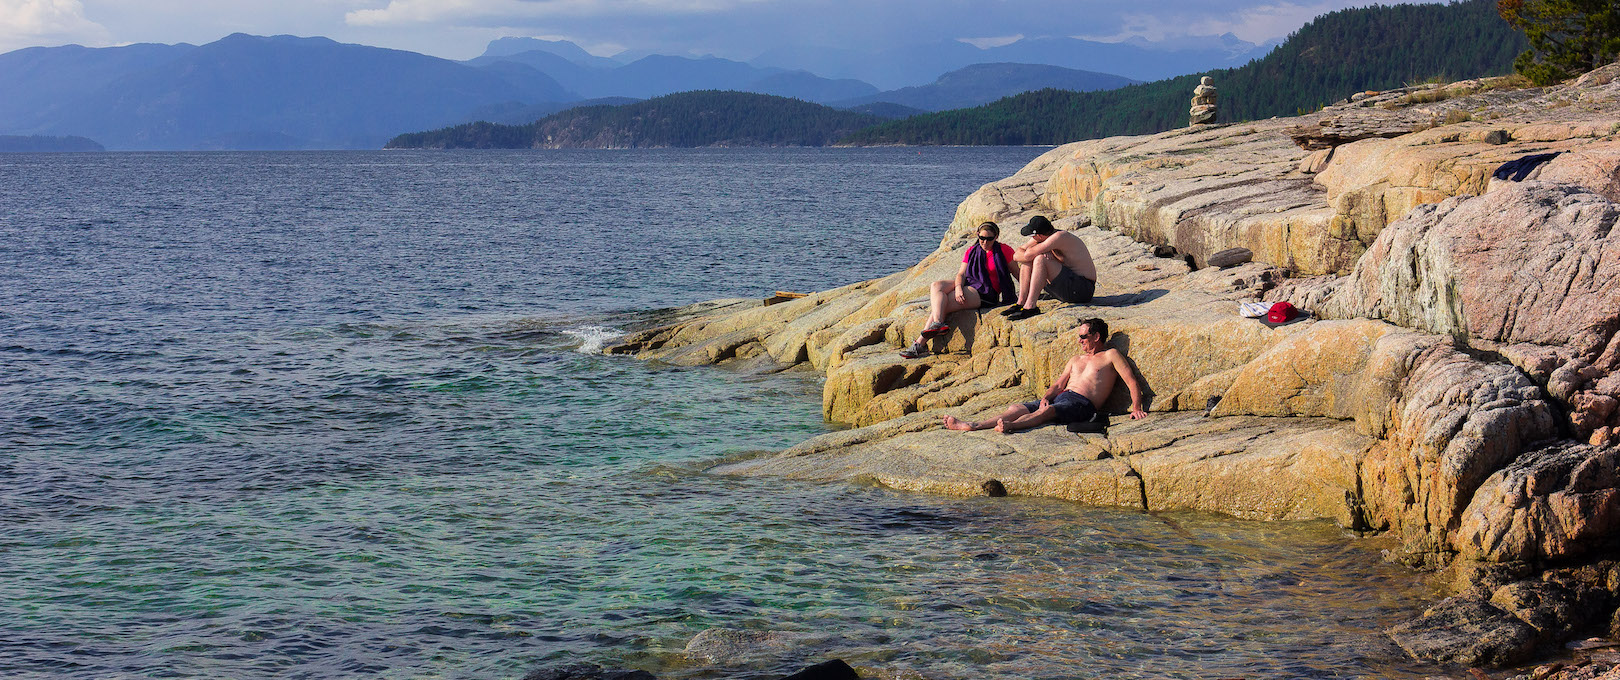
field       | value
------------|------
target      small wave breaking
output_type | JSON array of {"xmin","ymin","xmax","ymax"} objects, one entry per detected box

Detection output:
[{"xmin": 562, "ymin": 325, "xmax": 623, "ymax": 354}]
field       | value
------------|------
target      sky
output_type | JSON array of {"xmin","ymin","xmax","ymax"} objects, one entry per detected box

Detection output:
[{"xmin": 1, "ymin": 0, "xmax": 1411, "ymax": 61}]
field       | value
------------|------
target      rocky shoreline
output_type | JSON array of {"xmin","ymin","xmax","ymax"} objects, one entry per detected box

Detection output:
[{"xmin": 606, "ymin": 63, "xmax": 1620, "ymax": 675}]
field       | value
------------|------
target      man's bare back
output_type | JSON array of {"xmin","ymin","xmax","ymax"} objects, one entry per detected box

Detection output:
[{"xmin": 1041, "ymin": 231, "xmax": 1096, "ymax": 281}]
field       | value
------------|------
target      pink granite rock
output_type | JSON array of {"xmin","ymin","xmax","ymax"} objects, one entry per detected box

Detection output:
[
  {"xmin": 1537, "ymin": 143, "xmax": 1620, "ymax": 201},
  {"xmin": 1320, "ymin": 181, "xmax": 1620, "ymax": 441},
  {"xmin": 1456, "ymin": 442, "xmax": 1620, "ymax": 563}
]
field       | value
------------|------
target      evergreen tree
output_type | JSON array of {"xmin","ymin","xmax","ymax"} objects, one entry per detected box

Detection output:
[{"xmin": 1499, "ymin": 0, "xmax": 1620, "ymax": 84}]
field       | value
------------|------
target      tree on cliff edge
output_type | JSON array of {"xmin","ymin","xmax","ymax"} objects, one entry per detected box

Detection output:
[{"xmin": 1499, "ymin": 0, "xmax": 1620, "ymax": 84}]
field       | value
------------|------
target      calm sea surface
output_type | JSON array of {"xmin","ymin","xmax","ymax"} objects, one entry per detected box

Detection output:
[{"xmin": 0, "ymin": 149, "xmax": 1439, "ymax": 679}]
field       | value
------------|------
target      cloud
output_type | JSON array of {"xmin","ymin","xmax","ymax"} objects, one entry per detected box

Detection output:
[
  {"xmin": 339, "ymin": 0, "xmax": 1406, "ymax": 61},
  {"xmin": 1091, "ymin": 0, "xmax": 1374, "ymax": 43},
  {"xmin": 959, "ymin": 34, "xmax": 1025, "ymax": 49},
  {"xmin": 343, "ymin": 0, "xmax": 1134, "ymax": 57},
  {"xmin": 0, "ymin": 0, "xmax": 110, "ymax": 51},
  {"xmin": 6, "ymin": 0, "xmax": 1438, "ymax": 65},
  {"xmin": 346, "ymin": 0, "xmax": 766, "ymax": 27}
]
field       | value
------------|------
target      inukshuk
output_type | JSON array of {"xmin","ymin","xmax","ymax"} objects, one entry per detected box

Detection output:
[{"xmin": 1190, "ymin": 76, "xmax": 1217, "ymax": 125}]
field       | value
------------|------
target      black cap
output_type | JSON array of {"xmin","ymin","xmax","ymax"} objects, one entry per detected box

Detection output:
[{"xmin": 1020, "ymin": 215, "xmax": 1055, "ymax": 236}]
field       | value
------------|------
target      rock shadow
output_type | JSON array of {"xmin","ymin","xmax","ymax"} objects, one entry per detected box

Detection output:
[
  {"xmin": 1104, "ymin": 332, "xmax": 1156, "ymax": 414},
  {"xmin": 1089, "ymin": 289, "xmax": 1169, "ymax": 307},
  {"xmin": 927, "ymin": 306, "xmax": 981, "ymax": 352}
]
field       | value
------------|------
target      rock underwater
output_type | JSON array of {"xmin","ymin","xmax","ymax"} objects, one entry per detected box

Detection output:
[{"xmin": 606, "ymin": 63, "xmax": 1620, "ymax": 669}]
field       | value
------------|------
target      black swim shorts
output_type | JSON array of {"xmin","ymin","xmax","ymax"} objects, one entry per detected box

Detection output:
[
  {"xmin": 1044, "ymin": 267, "xmax": 1095, "ymax": 303},
  {"xmin": 1022, "ymin": 391, "xmax": 1097, "ymax": 424}
]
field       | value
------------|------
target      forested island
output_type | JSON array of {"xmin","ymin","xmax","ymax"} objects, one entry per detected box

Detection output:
[
  {"xmin": 385, "ymin": 91, "xmax": 881, "ymax": 148},
  {"xmin": 0, "ymin": 135, "xmax": 104, "ymax": 152}
]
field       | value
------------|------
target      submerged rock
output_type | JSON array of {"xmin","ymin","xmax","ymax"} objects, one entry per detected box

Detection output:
[
  {"xmin": 683, "ymin": 627, "xmax": 821, "ymax": 666},
  {"xmin": 1387, "ymin": 596, "xmax": 1539, "ymax": 667},
  {"xmin": 521, "ymin": 664, "xmax": 656, "ymax": 680}
]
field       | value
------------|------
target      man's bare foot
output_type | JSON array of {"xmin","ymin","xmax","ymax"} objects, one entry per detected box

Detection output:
[
  {"xmin": 942, "ymin": 415, "xmax": 976, "ymax": 431},
  {"xmin": 994, "ymin": 418, "xmax": 1010, "ymax": 433}
]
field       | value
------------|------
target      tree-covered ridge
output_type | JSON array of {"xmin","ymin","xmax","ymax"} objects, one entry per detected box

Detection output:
[
  {"xmin": 841, "ymin": 0, "xmax": 1529, "ymax": 146},
  {"xmin": 386, "ymin": 90, "xmax": 883, "ymax": 148},
  {"xmin": 0, "ymin": 134, "xmax": 104, "ymax": 152}
]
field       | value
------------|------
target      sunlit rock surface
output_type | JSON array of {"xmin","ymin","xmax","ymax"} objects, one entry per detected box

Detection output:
[{"xmin": 609, "ymin": 63, "xmax": 1620, "ymax": 668}]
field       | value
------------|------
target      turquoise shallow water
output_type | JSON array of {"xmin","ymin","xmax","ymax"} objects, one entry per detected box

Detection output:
[{"xmin": 0, "ymin": 149, "xmax": 1441, "ymax": 679}]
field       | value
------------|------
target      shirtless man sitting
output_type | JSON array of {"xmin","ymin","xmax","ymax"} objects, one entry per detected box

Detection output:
[
  {"xmin": 1001, "ymin": 215, "xmax": 1097, "ymax": 320},
  {"xmin": 942, "ymin": 318, "xmax": 1146, "ymax": 433}
]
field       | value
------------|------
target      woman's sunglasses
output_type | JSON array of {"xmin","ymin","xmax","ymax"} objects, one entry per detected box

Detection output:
[{"xmin": 977, "ymin": 235, "xmax": 996, "ymax": 242}]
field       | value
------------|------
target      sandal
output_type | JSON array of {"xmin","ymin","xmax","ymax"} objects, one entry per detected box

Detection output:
[
  {"xmin": 998, "ymin": 304, "xmax": 1025, "ymax": 317},
  {"xmin": 1009, "ymin": 307, "xmax": 1043, "ymax": 320}
]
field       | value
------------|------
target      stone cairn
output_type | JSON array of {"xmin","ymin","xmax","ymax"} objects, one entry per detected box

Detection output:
[{"xmin": 1190, "ymin": 76, "xmax": 1217, "ymax": 125}]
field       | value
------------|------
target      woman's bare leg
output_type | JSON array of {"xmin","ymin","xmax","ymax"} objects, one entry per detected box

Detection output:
[
  {"xmin": 927, "ymin": 280, "xmax": 953, "ymax": 325},
  {"xmin": 917, "ymin": 282, "xmax": 980, "ymax": 344}
]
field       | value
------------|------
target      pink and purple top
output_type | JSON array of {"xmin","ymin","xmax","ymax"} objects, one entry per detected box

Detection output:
[{"xmin": 964, "ymin": 243, "xmax": 1016, "ymax": 292}]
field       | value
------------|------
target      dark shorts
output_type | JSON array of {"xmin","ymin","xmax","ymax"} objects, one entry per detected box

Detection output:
[
  {"xmin": 970, "ymin": 285, "xmax": 1011, "ymax": 309},
  {"xmin": 1045, "ymin": 267, "xmax": 1095, "ymax": 303},
  {"xmin": 1022, "ymin": 391, "xmax": 1097, "ymax": 425}
]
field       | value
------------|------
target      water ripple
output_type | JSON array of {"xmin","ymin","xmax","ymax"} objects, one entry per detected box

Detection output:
[{"xmin": 0, "ymin": 150, "xmax": 1441, "ymax": 680}]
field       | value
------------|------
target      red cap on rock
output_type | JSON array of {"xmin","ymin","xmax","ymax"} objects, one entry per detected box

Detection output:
[{"xmin": 1267, "ymin": 301, "xmax": 1299, "ymax": 323}]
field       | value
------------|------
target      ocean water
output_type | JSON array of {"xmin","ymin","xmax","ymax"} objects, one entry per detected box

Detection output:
[{"xmin": 0, "ymin": 149, "xmax": 1441, "ymax": 680}]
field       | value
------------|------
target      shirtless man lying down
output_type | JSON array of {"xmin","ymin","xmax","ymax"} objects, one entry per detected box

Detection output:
[{"xmin": 943, "ymin": 317, "xmax": 1147, "ymax": 433}]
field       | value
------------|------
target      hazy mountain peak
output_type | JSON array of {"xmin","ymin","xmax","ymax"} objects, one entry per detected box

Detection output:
[
  {"xmin": 831, "ymin": 61, "xmax": 1136, "ymax": 112},
  {"xmin": 482, "ymin": 37, "xmax": 621, "ymax": 69},
  {"xmin": 216, "ymin": 33, "xmax": 337, "ymax": 47}
]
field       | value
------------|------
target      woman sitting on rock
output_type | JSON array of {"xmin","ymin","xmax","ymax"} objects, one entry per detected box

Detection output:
[{"xmin": 901, "ymin": 222, "xmax": 1019, "ymax": 359}]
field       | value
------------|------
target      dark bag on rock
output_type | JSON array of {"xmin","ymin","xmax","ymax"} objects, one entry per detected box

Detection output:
[
  {"xmin": 1066, "ymin": 411, "xmax": 1110, "ymax": 434},
  {"xmin": 1492, "ymin": 152, "xmax": 1561, "ymax": 182}
]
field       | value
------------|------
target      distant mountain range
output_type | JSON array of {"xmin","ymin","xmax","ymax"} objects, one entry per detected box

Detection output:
[
  {"xmin": 830, "ymin": 63, "xmax": 1139, "ymax": 111},
  {"xmin": 466, "ymin": 46, "xmax": 1140, "ymax": 113},
  {"xmin": 751, "ymin": 33, "xmax": 1272, "ymax": 90},
  {"xmin": 467, "ymin": 46, "xmax": 880, "ymax": 103},
  {"xmin": 0, "ymin": 29, "xmax": 1245, "ymax": 150},
  {"xmin": 0, "ymin": 34, "xmax": 571, "ymax": 149},
  {"xmin": 393, "ymin": 0, "xmax": 1530, "ymax": 150}
]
